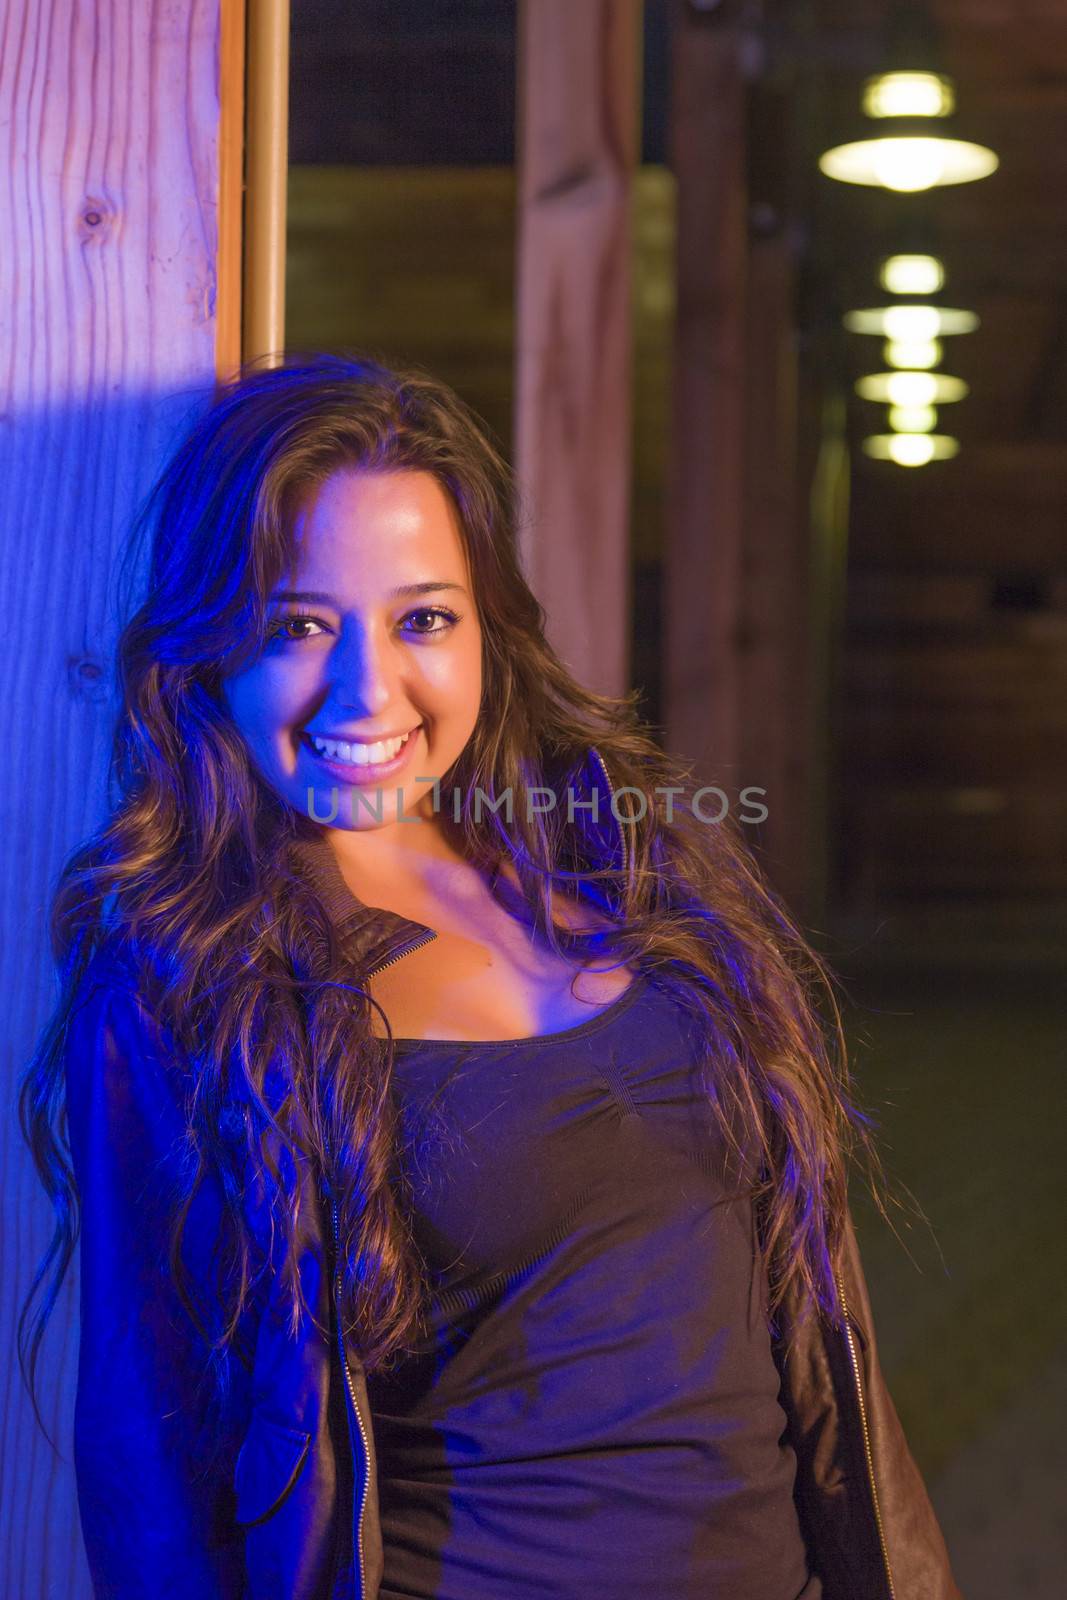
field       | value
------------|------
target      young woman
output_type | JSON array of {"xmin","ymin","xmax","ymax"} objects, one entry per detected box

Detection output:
[{"xmin": 20, "ymin": 353, "xmax": 959, "ymax": 1599}]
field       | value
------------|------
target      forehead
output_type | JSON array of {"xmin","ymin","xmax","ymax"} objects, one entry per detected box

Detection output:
[{"xmin": 286, "ymin": 468, "xmax": 470, "ymax": 588}]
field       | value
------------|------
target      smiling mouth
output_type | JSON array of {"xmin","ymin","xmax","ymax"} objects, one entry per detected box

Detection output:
[{"xmin": 302, "ymin": 727, "xmax": 420, "ymax": 769}]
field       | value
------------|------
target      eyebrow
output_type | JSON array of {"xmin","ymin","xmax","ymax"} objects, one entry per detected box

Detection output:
[{"xmin": 268, "ymin": 582, "xmax": 468, "ymax": 604}]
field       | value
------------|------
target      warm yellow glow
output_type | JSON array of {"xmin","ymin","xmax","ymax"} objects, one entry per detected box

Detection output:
[
  {"xmin": 845, "ymin": 305, "xmax": 979, "ymax": 338},
  {"xmin": 884, "ymin": 337, "xmax": 942, "ymax": 369},
  {"xmin": 885, "ymin": 305, "xmax": 941, "ymax": 341},
  {"xmin": 880, "ymin": 254, "xmax": 945, "ymax": 295},
  {"xmin": 863, "ymin": 434, "xmax": 960, "ymax": 466},
  {"xmin": 855, "ymin": 371, "xmax": 969, "ymax": 405},
  {"xmin": 862, "ymin": 72, "xmax": 955, "ymax": 119},
  {"xmin": 819, "ymin": 136, "xmax": 998, "ymax": 191},
  {"xmin": 888, "ymin": 404, "xmax": 938, "ymax": 433}
]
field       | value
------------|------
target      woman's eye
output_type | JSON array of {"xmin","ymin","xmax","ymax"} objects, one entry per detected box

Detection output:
[
  {"xmin": 402, "ymin": 606, "xmax": 459, "ymax": 637},
  {"xmin": 267, "ymin": 614, "xmax": 326, "ymax": 643}
]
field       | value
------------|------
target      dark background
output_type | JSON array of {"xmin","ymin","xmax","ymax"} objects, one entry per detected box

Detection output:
[{"xmin": 286, "ymin": 6, "xmax": 1067, "ymax": 1593}]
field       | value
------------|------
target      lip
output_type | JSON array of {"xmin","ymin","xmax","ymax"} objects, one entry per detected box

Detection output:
[{"xmin": 301, "ymin": 725, "xmax": 422, "ymax": 785}]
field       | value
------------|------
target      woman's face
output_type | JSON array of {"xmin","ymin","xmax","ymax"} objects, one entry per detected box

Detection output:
[{"xmin": 222, "ymin": 467, "xmax": 484, "ymax": 834}]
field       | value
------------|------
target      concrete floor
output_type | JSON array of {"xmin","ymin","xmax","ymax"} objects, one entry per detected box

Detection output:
[{"xmin": 831, "ymin": 933, "xmax": 1067, "ymax": 1600}]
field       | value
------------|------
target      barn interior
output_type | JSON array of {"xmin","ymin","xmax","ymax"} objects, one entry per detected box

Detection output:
[{"xmin": 285, "ymin": 4, "xmax": 1067, "ymax": 1592}]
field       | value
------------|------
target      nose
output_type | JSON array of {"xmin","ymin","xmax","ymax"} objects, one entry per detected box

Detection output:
[{"xmin": 330, "ymin": 618, "xmax": 403, "ymax": 717}]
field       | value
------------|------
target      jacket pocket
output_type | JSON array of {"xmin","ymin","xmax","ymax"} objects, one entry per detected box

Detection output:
[{"xmin": 234, "ymin": 1409, "xmax": 312, "ymax": 1528}]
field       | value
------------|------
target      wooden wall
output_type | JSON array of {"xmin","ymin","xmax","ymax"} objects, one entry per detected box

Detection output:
[
  {"xmin": 841, "ymin": 458, "xmax": 1067, "ymax": 905},
  {"xmin": 0, "ymin": 2, "xmax": 238, "ymax": 1593}
]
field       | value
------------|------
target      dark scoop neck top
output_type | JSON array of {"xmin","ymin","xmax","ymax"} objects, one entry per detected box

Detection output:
[{"xmin": 368, "ymin": 968, "xmax": 821, "ymax": 1600}]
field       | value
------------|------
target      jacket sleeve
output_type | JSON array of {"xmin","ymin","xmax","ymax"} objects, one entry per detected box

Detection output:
[
  {"xmin": 774, "ymin": 1201, "xmax": 962, "ymax": 1600},
  {"xmin": 64, "ymin": 956, "xmax": 345, "ymax": 1599},
  {"xmin": 837, "ymin": 1206, "xmax": 963, "ymax": 1600}
]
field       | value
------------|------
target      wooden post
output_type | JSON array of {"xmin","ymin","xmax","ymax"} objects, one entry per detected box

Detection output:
[
  {"xmin": 243, "ymin": 0, "xmax": 289, "ymax": 365},
  {"xmin": 0, "ymin": 3, "xmax": 243, "ymax": 1592},
  {"xmin": 514, "ymin": 0, "xmax": 643, "ymax": 701},
  {"xmin": 663, "ymin": 2, "xmax": 749, "ymax": 790}
]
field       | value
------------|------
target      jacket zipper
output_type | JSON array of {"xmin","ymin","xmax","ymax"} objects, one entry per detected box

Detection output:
[
  {"xmin": 590, "ymin": 746, "xmax": 630, "ymax": 877},
  {"xmin": 326, "ymin": 929, "xmax": 438, "ymax": 1600},
  {"xmin": 834, "ymin": 1268, "xmax": 896, "ymax": 1600}
]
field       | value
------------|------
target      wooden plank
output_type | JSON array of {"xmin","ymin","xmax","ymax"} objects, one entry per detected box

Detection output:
[
  {"xmin": 841, "ymin": 792, "xmax": 1067, "ymax": 898},
  {"xmin": 843, "ymin": 706, "xmax": 1067, "ymax": 784},
  {"xmin": 244, "ymin": 0, "xmax": 289, "ymax": 362},
  {"xmin": 846, "ymin": 636, "xmax": 1067, "ymax": 705},
  {"xmin": 216, "ymin": 0, "xmax": 247, "ymax": 379},
  {"xmin": 514, "ymin": 0, "xmax": 642, "ymax": 700},
  {"xmin": 849, "ymin": 493, "xmax": 1067, "ymax": 570},
  {"xmin": 0, "ymin": 3, "xmax": 235, "ymax": 1593},
  {"xmin": 663, "ymin": 3, "xmax": 748, "ymax": 787}
]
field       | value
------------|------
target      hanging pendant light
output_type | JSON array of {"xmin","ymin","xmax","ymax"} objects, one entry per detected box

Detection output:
[
  {"xmin": 862, "ymin": 434, "xmax": 960, "ymax": 466},
  {"xmin": 887, "ymin": 404, "xmax": 938, "ymax": 432},
  {"xmin": 818, "ymin": 10, "xmax": 998, "ymax": 191},
  {"xmin": 884, "ymin": 337, "xmax": 942, "ymax": 369},
  {"xmin": 820, "ymin": 132, "xmax": 997, "ymax": 192},
  {"xmin": 844, "ymin": 304, "xmax": 979, "ymax": 339},
  {"xmin": 855, "ymin": 371, "xmax": 969, "ymax": 405},
  {"xmin": 862, "ymin": 71, "xmax": 953, "ymax": 119},
  {"xmin": 880, "ymin": 253, "xmax": 945, "ymax": 294}
]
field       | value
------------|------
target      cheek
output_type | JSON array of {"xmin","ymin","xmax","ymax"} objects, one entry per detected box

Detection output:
[
  {"xmin": 417, "ymin": 640, "xmax": 482, "ymax": 707},
  {"xmin": 222, "ymin": 660, "xmax": 317, "ymax": 740}
]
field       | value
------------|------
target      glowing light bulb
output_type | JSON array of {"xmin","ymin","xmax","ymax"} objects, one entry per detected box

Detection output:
[
  {"xmin": 863, "ymin": 72, "xmax": 955, "ymax": 119},
  {"xmin": 855, "ymin": 372, "xmax": 969, "ymax": 405},
  {"xmin": 885, "ymin": 305, "xmax": 941, "ymax": 341},
  {"xmin": 878, "ymin": 138, "xmax": 945, "ymax": 190},
  {"xmin": 884, "ymin": 338, "xmax": 942, "ymax": 369},
  {"xmin": 888, "ymin": 404, "xmax": 938, "ymax": 432},
  {"xmin": 863, "ymin": 434, "xmax": 960, "ymax": 466},
  {"xmin": 880, "ymin": 254, "xmax": 945, "ymax": 295}
]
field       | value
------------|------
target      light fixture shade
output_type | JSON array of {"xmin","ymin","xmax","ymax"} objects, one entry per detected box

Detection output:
[
  {"xmin": 884, "ymin": 337, "xmax": 942, "ymax": 369},
  {"xmin": 855, "ymin": 371, "xmax": 969, "ymax": 404},
  {"xmin": 819, "ymin": 135, "xmax": 999, "ymax": 191},
  {"xmin": 845, "ymin": 305, "xmax": 979, "ymax": 338},
  {"xmin": 880, "ymin": 254, "xmax": 945, "ymax": 295},
  {"xmin": 863, "ymin": 434, "xmax": 960, "ymax": 466},
  {"xmin": 862, "ymin": 71, "xmax": 955, "ymax": 119},
  {"xmin": 888, "ymin": 404, "xmax": 938, "ymax": 432}
]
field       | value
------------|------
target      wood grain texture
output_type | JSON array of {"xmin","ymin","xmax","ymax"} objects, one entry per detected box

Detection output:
[
  {"xmin": 0, "ymin": 3, "xmax": 231, "ymax": 1592},
  {"xmin": 217, "ymin": 0, "xmax": 247, "ymax": 379},
  {"xmin": 514, "ymin": 0, "xmax": 642, "ymax": 701},
  {"xmin": 244, "ymin": 0, "xmax": 289, "ymax": 363}
]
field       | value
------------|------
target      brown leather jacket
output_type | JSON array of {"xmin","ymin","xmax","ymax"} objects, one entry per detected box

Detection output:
[{"xmin": 66, "ymin": 748, "xmax": 961, "ymax": 1599}]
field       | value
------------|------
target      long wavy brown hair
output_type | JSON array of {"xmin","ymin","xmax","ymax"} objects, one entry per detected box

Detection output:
[{"xmin": 20, "ymin": 350, "xmax": 896, "ymax": 1436}]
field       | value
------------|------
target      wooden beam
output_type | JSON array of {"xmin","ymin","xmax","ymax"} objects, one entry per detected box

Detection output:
[
  {"xmin": 663, "ymin": 2, "xmax": 748, "ymax": 788},
  {"xmin": 216, "ymin": 0, "xmax": 247, "ymax": 381},
  {"xmin": 243, "ymin": 0, "xmax": 290, "ymax": 363},
  {"xmin": 0, "ymin": 3, "xmax": 240, "ymax": 1592},
  {"xmin": 514, "ymin": 0, "xmax": 642, "ymax": 700}
]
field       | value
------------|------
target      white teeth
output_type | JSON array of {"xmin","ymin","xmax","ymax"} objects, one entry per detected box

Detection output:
[{"xmin": 310, "ymin": 730, "xmax": 413, "ymax": 767}]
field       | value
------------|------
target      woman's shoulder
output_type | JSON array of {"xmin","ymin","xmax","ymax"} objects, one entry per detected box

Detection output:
[{"xmin": 70, "ymin": 935, "xmax": 148, "ymax": 1014}]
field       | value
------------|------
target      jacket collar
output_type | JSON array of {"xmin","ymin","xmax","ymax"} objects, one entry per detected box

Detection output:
[{"xmin": 284, "ymin": 743, "xmax": 627, "ymax": 968}]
